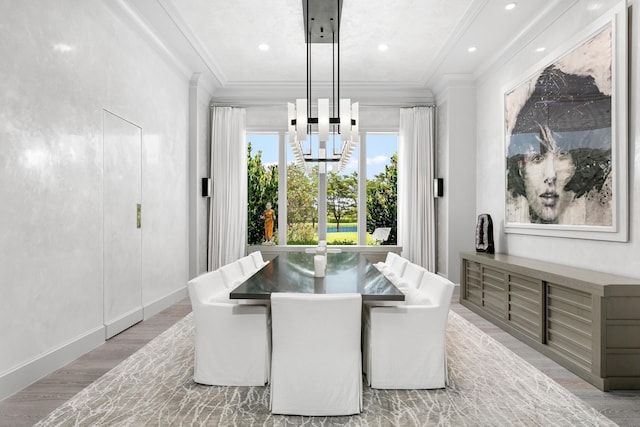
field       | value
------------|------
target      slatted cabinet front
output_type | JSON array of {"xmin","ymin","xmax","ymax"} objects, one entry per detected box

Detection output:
[
  {"xmin": 459, "ymin": 252, "xmax": 640, "ymax": 391},
  {"xmin": 509, "ymin": 273, "xmax": 543, "ymax": 341},
  {"xmin": 463, "ymin": 260, "xmax": 543, "ymax": 342}
]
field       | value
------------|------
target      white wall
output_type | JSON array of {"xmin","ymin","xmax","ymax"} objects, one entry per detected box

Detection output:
[
  {"xmin": 436, "ymin": 100, "xmax": 449, "ymax": 276},
  {"xmin": 475, "ymin": 0, "xmax": 639, "ymax": 278},
  {"xmin": 435, "ymin": 79, "xmax": 478, "ymax": 284},
  {"xmin": 188, "ymin": 74, "xmax": 213, "ymax": 278},
  {"xmin": 0, "ymin": 0, "xmax": 193, "ymax": 399},
  {"xmin": 197, "ymin": 92, "xmax": 211, "ymax": 274}
]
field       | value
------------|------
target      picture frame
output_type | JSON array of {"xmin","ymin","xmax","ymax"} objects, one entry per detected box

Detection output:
[{"xmin": 503, "ymin": 1, "xmax": 628, "ymax": 242}]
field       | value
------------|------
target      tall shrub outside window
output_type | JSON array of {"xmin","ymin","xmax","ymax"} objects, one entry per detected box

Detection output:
[
  {"xmin": 286, "ymin": 140, "xmax": 318, "ymax": 245},
  {"xmin": 247, "ymin": 134, "xmax": 278, "ymax": 245},
  {"xmin": 366, "ymin": 134, "xmax": 398, "ymax": 245}
]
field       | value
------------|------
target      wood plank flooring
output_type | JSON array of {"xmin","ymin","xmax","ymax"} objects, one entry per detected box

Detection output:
[
  {"xmin": 0, "ymin": 299, "xmax": 192, "ymax": 427},
  {"xmin": 1, "ymin": 294, "xmax": 639, "ymax": 426}
]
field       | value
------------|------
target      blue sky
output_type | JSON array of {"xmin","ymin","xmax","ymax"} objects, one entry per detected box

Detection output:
[{"xmin": 247, "ymin": 133, "xmax": 397, "ymax": 179}]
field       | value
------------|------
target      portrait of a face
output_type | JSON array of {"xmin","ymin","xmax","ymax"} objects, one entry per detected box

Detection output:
[
  {"xmin": 519, "ymin": 125, "xmax": 576, "ymax": 223},
  {"xmin": 505, "ymin": 25, "xmax": 613, "ymax": 227}
]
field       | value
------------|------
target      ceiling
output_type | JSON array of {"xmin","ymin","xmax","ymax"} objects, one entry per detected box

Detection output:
[{"xmin": 121, "ymin": 0, "xmax": 591, "ymax": 105}]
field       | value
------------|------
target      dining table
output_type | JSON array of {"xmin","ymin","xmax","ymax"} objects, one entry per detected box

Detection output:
[{"xmin": 230, "ymin": 251, "xmax": 405, "ymax": 302}]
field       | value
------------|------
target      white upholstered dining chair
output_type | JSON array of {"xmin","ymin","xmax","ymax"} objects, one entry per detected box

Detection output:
[
  {"xmin": 250, "ymin": 250, "xmax": 269, "ymax": 269},
  {"xmin": 364, "ymin": 273, "xmax": 455, "ymax": 389},
  {"xmin": 238, "ymin": 254, "xmax": 258, "ymax": 278},
  {"xmin": 269, "ymin": 293, "xmax": 363, "ymax": 416},
  {"xmin": 388, "ymin": 261, "xmax": 426, "ymax": 292},
  {"xmin": 382, "ymin": 255, "xmax": 409, "ymax": 283},
  {"xmin": 187, "ymin": 270, "xmax": 270, "ymax": 386},
  {"xmin": 373, "ymin": 251, "xmax": 397, "ymax": 272},
  {"xmin": 219, "ymin": 260, "xmax": 245, "ymax": 289}
]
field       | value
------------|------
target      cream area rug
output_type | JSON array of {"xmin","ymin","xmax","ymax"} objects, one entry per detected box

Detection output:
[{"xmin": 35, "ymin": 311, "xmax": 616, "ymax": 427}]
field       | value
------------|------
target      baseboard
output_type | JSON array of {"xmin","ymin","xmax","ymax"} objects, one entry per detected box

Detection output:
[
  {"xmin": 0, "ymin": 326, "xmax": 104, "ymax": 401},
  {"xmin": 0, "ymin": 287, "xmax": 188, "ymax": 402},
  {"xmin": 452, "ymin": 283, "xmax": 460, "ymax": 296},
  {"xmin": 143, "ymin": 286, "xmax": 188, "ymax": 320},
  {"xmin": 104, "ymin": 307, "xmax": 144, "ymax": 339}
]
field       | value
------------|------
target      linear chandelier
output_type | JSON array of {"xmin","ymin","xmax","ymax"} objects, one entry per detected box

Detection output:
[{"xmin": 287, "ymin": 0, "xmax": 359, "ymax": 174}]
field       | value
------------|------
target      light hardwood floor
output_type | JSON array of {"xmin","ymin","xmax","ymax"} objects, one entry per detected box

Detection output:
[
  {"xmin": 1, "ymin": 294, "xmax": 639, "ymax": 426},
  {"xmin": 0, "ymin": 299, "xmax": 192, "ymax": 427}
]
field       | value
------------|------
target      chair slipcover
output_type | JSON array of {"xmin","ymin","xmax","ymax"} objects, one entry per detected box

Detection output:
[
  {"xmin": 373, "ymin": 251, "xmax": 397, "ymax": 272},
  {"xmin": 250, "ymin": 250, "xmax": 269, "ymax": 269},
  {"xmin": 270, "ymin": 293, "xmax": 362, "ymax": 416},
  {"xmin": 389, "ymin": 262, "xmax": 426, "ymax": 292},
  {"xmin": 383, "ymin": 255, "xmax": 409, "ymax": 283},
  {"xmin": 188, "ymin": 269, "xmax": 227, "ymax": 294},
  {"xmin": 238, "ymin": 255, "xmax": 258, "ymax": 278},
  {"xmin": 219, "ymin": 261, "xmax": 245, "ymax": 289},
  {"xmin": 364, "ymin": 275, "xmax": 455, "ymax": 389},
  {"xmin": 187, "ymin": 272, "xmax": 270, "ymax": 386},
  {"xmin": 418, "ymin": 269, "xmax": 455, "ymax": 290}
]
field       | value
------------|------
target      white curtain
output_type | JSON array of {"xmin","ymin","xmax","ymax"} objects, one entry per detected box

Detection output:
[
  {"xmin": 398, "ymin": 106, "xmax": 436, "ymax": 271},
  {"xmin": 208, "ymin": 107, "xmax": 247, "ymax": 270}
]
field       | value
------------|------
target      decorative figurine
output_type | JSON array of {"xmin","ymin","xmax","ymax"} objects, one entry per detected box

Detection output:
[{"xmin": 263, "ymin": 202, "xmax": 275, "ymax": 245}]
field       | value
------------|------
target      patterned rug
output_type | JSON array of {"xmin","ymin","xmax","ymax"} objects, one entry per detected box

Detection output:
[{"xmin": 35, "ymin": 311, "xmax": 616, "ymax": 426}]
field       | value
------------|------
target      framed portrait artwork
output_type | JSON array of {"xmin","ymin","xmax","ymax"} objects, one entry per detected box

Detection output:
[{"xmin": 503, "ymin": 1, "xmax": 628, "ymax": 241}]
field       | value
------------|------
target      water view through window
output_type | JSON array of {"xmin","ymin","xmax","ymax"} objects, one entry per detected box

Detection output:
[{"xmin": 365, "ymin": 134, "xmax": 398, "ymax": 245}]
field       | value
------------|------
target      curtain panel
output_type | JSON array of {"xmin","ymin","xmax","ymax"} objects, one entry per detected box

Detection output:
[
  {"xmin": 208, "ymin": 107, "xmax": 247, "ymax": 270},
  {"xmin": 398, "ymin": 106, "xmax": 436, "ymax": 271}
]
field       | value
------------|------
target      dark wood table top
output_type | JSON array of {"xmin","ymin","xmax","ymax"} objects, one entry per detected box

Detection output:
[{"xmin": 230, "ymin": 251, "xmax": 405, "ymax": 301}]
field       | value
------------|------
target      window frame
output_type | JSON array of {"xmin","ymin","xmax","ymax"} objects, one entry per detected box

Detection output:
[{"xmin": 247, "ymin": 129, "xmax": 398, "ymax": 246}]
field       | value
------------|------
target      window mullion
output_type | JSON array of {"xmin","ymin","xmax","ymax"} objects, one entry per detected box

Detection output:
[{"xmin": 357, "ymin": 133, "xmax": 367, "ymax": 245}]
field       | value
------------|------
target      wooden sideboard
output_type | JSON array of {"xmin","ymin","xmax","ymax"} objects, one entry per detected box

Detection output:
[{"xmin": 460, "ymin": 252, "xmax": 640, "ymax": 391}]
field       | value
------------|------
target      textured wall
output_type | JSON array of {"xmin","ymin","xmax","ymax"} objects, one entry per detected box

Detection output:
[
  {"xmin": 435, "ymin": 100, "xmax": 449, "ymax": 277},
  {"xmin": 475, "ymin": 0, "xmax": 639, "ymax": 278},
  {"xmin": 197, "ymin": 85, "xmax": 211, "ymax": 275},
  {"xmin": 0, "ymin": 0, "xmax": 189, "ymax": 383},
  {"xmin": 441, "ymin": 85, "xmax": 477, "ymax": 284}
]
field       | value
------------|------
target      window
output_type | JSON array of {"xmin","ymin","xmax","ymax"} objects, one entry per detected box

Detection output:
[
  {"xmin": 365, "ymin": 134, "xmax": 398, "ymax": 245},
  {"xmin": 286, "ymin": 138, "xmax": 318, "ymax": 245},
  {"xmin": 247, "ymin": 131, "xmax": 397, "ymax": 246},
  {"xmin": 326, "ymin": 136, "xmax": 359, "ymax": 245},
  {"xmin": 247, "ymin": 133, "xmax": 279, "ymax": 245}
]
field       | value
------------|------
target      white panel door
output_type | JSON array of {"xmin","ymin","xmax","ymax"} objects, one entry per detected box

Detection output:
[{"xmin": 103, "ymin": 110, "xmax": 143, "ymax": 339}]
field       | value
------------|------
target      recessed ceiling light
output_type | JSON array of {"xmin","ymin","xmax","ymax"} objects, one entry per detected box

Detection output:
[
  {"xmin": 53, "ymin": 43, "xmax": 74, "ymax": 53},
  {"xmin": 467, "ymin": 46, "xmax": 477, "ymax": 53},
  {"xmin": 505, "ymin": 2, "xmax": 517, "ymax": 10},
  {"xmin": 258, "ymin": 44, "xmax": 269, "ymax": 51},
  {"xmin": 587, "ymin": 3, "xmax": 602, "ymax": 11},
  {"xmin": 378, "ymin": 44, "xmax": 389, "ymax": 52},
  {"xmin": 536, "ymin": 47, "xmax": 546, "ymax": 52}
]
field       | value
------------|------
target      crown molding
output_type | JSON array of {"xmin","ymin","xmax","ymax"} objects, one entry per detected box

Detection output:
[
  {"xmin": 109, "ymin": 0, "xmax": 223, "ymax": 94},
  {"xmin": 422, "ymin": 0, "xmax": 489, "ymax": 87},
  {"xmin": 155, "ymin": 0, "xmax": 227, "ymax": 86},
  {"xmin": 425, "ymin": 0, "xmax": 581, "ymax": 92},
  {"xmin": 211, "ymin": 81, "xmax": 433, "ymax": 107},
  {"xmin": 472, "ymin": 0, "xmax": 580, "ymax": 86},
  {"xmin": 432, "ymin": 74, "xmax": 476, "ymax": 104},
  {"xmin": 105, "ymin": 0, "xmax": 192, "ymax": 80}
]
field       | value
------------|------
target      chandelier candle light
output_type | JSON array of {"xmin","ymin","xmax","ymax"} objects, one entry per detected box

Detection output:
[{"xmin": 288, "ymin": 0, "xmax": 359, "ymax": 174}]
